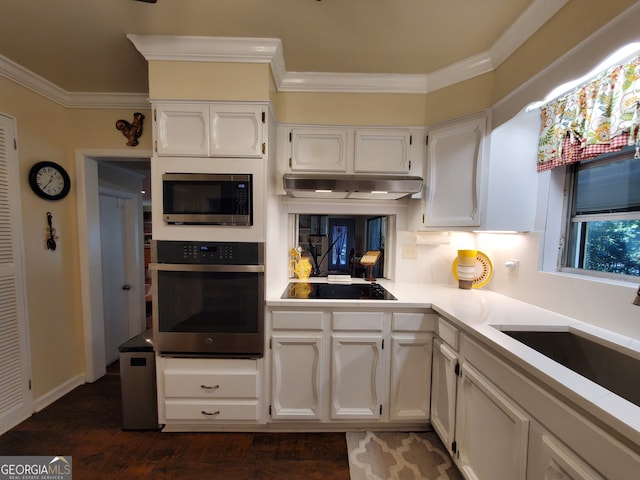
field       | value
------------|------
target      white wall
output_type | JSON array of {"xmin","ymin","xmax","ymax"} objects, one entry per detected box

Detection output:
[{"xmin": 476, "ymin": 232, "xmax": 640, "ymax": 339}]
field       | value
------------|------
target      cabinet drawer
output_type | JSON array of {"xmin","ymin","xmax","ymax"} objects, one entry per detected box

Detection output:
[
  {"xmin": 272, "ymin": 310, "xmax": 324, "ymax": 330},
  {"xmin": 332, "ymin": 311, "xmax": 384, "ymax": 331},
  {"xmin": 437, "ymin": 317, "xmax": 459, "ymax": 350},
  {"xmin": 392, "ymin": 313, "xmax": 435, "ymax": 332},
  {"xmin": 164, "ymin": 371, "xmax": 258, "ymax": 398},
  {"xmin": 163, "ymin": 357, "xmax": 257, "ymax": 372},
  {"xmin": 164, "ymin": 400, "xmax": 259, "ymax": 421}
]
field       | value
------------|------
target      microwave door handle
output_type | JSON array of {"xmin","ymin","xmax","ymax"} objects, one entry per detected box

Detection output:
[{"xmin": 150, "ymin": 263, "xmax": 264, "ymax": 273}]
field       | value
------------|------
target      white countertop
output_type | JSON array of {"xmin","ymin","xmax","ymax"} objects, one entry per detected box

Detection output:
[{"xmin": 267, "ymin": 279, "xmax": 640, "ymax": 449}]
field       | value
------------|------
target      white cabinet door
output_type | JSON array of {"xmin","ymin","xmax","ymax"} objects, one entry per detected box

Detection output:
[
  {"xmin": 331, "ymin": 334, "xmax": 385, "ymax": 420},
  {"xmin": 270, "ymin": 334, "xmax": 324, "ymax": 420},
  {"xmin": 154, "ymin": 103, "xmax": 264, "ymax": 157},
  {"xmin": 155, "ymin": 104, "xmax": 210, "ymax": 156},
  {"xmin": 389, "ymin": 334, "xmax": 432, "ymax": 421},
  {"xmin": 210, "ymin": 104, "xmax": 264, "ymax": 158},
  {"xmin": 289, "ymin": 127, "xmax": 349, "ymax": 172},
  {"xmin": 484, "ymin": 107, "xmax": 539, "ymax": 231},
  {"xmin": 423, "ymin": 112, "xmax": 488, "ymax": 228},
  {"xmin": 354, "ymin": 129, "xmax": 412, "ymax": 173},
  {"xmin": 431, "ymin": 338, "xmax": 458, "ymax": 456},
  {"xmin": 529, "ymin": 430, "xmax": 604, "ymax": 480},
  {"xmin": 455, "ymin": 363, "xmax": 529, "ymax": 480}
]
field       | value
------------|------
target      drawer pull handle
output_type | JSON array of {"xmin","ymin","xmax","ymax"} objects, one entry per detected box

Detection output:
[
  {"xmin": 201, "ymin": 384, "xmax": 220, "ymax": 390},
  {"xmin": 201, "ymin": 410, "xmax": 221, "ymax": 416}
]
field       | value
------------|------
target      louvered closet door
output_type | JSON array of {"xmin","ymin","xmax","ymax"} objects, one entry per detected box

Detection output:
[{"xmin": 0, "ymin": 113, "xmax": 32, "ymax": 434}]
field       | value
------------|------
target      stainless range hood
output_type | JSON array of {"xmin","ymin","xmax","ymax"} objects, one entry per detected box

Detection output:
[{"xmin": 283, "ymin": 174, "xmax": 423, "ymax": 200}]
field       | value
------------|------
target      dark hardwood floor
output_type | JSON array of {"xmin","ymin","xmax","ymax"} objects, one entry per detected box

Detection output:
[{"xmin": 0, "ymin": 363, "xmax": 350, "ymax": 480}]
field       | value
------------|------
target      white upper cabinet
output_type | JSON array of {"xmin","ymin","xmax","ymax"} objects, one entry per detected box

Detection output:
[
  {"xmin": 284, "ymin": 125, "xmax": 418, "ymax": 175},
  {"xmin": 155, "ymin": 104, "xmax": 210, "ymax": 156},
  {"xmin": 354, "ymin": 129, "xmax": 412, "ymax": 173},
  {"xmin": 154, "ymin": 102, "xmax": 265, "ymax": 158},
  {"xmin": 483, "ymin": 108, "xmax": 540, "ymax": 232},
  {"xmin": 420, "ymin": 111, "xmax": 489, "ymax": 228},
  {"xmin": 289, "ymin": 127, "xmax": 349, "ymax": 172},
  {"xmin": 210, "ymin": 104, "xmax": 264, "ymax": 158}
]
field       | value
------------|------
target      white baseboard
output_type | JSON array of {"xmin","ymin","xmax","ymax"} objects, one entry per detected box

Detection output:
[{"xmin": 33, "ymin": 374, "xmax": 86, "ymax": 413}]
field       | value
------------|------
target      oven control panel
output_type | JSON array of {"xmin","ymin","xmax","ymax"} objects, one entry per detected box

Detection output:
[{"xmin": 153, "ymin": 240, "xmax": 264, "ymax": 265}]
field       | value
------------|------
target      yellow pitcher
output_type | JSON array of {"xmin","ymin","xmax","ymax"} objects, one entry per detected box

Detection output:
[{"xmin": 289, "ymin": 257, "xmax": 312, "ymax": 279}]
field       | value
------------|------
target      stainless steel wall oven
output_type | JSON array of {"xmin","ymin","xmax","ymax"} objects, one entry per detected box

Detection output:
[{"xmin": 151, "ymin": 240, "xmax": 264, "ymax": 357}]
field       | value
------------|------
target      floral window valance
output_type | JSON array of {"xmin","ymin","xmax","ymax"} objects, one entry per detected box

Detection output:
[{"xmin": 537, "ymin": 55, "xmax": 640, "ymax": 172}]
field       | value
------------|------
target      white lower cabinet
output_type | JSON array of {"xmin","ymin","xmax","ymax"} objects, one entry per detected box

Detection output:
[
  {"xmin": 455, "ymin": 363, "xmax": 529, "ymax": 480},
  {"xmin": 330, "ymin": 311, "xmax": 386, "ymax": 421},
  {"xmin": 269, "ymin": 311, "xmax": 326, "ymax": 421},
  {"xmin": 269, "ymin": 308, "xmax": 434, "ymax": 426},
  {"xmin": 433, "ymin": 318, "xmax": 529, "ymax": 480},
  {"xmin": 271, "ymin": 334, "xmax": 323, "ymax": 420},
  {"xmin": 389, "ymin": 333, "xmax": 433, "ymax": 421},
  {"xmin": 158, "ymin": 357, "xmax": 262, "ymax": 428},
  {"xmin": 331, "ymin": 333, "xmax": 385, "ymax": 420},
  {"xmin": 270, "ymin": 310, "xmax": 325, "ymax": 421},
  {"xmin": 431, "ymin": 338, "xmax": 458, "ymax": 455},
  {"xmin": 528, "ymin": 424, "xmax": 604, "ymax": 480},
  {"xmin": 456, "ymin": 331, "xmax": 640, "ymax": 480}
]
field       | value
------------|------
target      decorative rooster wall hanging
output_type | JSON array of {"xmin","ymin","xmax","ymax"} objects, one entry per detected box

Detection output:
[{"xmin": 115, "ymin": 112, "xmax": 145, "ymax": 147}]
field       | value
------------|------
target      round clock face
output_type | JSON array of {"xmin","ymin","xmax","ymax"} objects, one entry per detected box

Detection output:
[{"xmin": 29, "ymin": 161, "xmax": 71, "ymax": 200}]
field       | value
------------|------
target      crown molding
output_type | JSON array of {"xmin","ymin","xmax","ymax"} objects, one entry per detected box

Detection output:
[
  {"xmin": 0, "ymin": 54, "xmax": 70, "ymax": 106},
  {"xmin": 126, "ymin": 34, "xmax": 283, "ymax": 64},
  {"xmin": 0, "ymin": 54, "xmax": 150, "ymax": 109},
  {"xmin": 489, "ymin": 0, "xmax": 568, "ymax": 67},
  {"xmin": 63, "ymin": 92, "xmax": 150, "ymax": 110},
  {"xmin": 1, "ymin": 0, "xmax": 568, "ymax": 105}
]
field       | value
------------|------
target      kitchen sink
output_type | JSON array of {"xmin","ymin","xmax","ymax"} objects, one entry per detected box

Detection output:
[{"xmin": 501, "ymin": 330, "xmax": 640, "ymax": 408}]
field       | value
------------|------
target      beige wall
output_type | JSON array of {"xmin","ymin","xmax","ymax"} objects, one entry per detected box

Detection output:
[
  {"xmin": 148, "ymin": 61, "xmax": 271, "ymax": 101},
  {"xmin": 492, "ymin": 0, "xmax": 638, "ymax": 107},
  {"xmin": 148, "ymin": 59, "xmax": 495, "ymax": 127},
  {"xmin": 0, "ymin": 77, "xmax": 151, "ymax": 401}
]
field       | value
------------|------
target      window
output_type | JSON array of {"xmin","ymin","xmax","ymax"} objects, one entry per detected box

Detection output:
[
  {"xmin": 295, "ymin": 214, "xmax": 387, "ymax": 278},
  {"xmin": 564, "ymin": 149, "xmax": 640, "ymax": 279}
]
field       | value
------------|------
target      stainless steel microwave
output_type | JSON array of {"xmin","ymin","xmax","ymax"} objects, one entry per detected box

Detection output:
[{"xmin": 162, "ymin": 173, "xmax": 253, "ymax": 225}]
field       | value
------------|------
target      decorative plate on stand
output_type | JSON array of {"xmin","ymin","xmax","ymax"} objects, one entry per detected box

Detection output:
[{"xmin": 452, "ymin": 251, "xmax": 493, "ymax": 288}]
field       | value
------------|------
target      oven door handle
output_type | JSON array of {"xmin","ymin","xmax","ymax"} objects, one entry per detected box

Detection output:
[{"xmin": 150, "ymin": 263, "xmax": 264, "ymax": 273}]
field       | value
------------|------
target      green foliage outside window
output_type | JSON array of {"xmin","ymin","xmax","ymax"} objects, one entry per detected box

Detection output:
[{"xmin": 582, "ymin": 220, "xmax": 640, "ymax": 276}]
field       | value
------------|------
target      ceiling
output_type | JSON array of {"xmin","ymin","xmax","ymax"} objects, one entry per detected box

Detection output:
[{"xmin": 0, "ymin": 0, "xmax": 554, "ymax": 95}]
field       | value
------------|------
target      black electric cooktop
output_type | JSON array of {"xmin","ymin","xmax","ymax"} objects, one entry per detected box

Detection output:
[{"xmin": 282, "ymin": 282, "xmax": 397, "ymax": 300}]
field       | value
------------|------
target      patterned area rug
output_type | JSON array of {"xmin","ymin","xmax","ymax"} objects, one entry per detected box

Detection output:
[{"xmin": 346, "ymin": 431, "xmax": 463, "ymax": 480}]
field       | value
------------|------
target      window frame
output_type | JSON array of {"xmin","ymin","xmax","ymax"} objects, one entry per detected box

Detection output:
[{"xmin": 560, "ymin": 147, "xmax": 640, "ymax": 282}]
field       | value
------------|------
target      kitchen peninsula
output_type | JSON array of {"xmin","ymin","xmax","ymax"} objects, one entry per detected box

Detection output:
[{"xmin": 267, "ymin": 279, "xmax": 640, "ymax": 479}]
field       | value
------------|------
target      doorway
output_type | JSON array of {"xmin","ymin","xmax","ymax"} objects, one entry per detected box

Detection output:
[
  {"xmin": 327, "ymin": 218, "xmax": 355, "ymax": 273},
  {"xmin": 77, "ymin": 149, "xmax": 152, "ymax": 382},
  {"xmin": 99, "ymin": 190, "xmax": 137, "ymax": 364}
]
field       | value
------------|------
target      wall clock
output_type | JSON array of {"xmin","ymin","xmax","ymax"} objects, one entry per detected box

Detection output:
[{"xmin": 28, "ymin": 161, "xmax": 71, "ymax": 201}]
